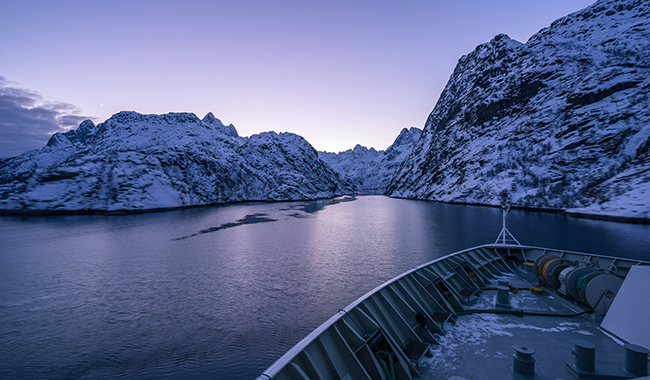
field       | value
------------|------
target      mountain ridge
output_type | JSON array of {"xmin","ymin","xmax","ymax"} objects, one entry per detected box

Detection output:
[
  {"xmin": 0, "ymin": 111, "xmax": 349, "ymax": 214},
  {"xmin": 319, "ymin": 127, "xmax": 422, "ymax": 193},
  {"xmin": 387, "ymin": 0, "xmax": 650, "ymax": 221}
]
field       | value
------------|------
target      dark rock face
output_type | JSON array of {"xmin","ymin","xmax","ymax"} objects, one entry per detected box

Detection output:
[
  {"xmin": 319, "ymin": 127, "xmax": 422, "ymax": 193},
  {"xmin": 387, "ymin": 0, "xmax": 650, "ymax": 219},
  {"xmin": 0, "ymin": 111, "xmax": 348, "ymax": 213}
]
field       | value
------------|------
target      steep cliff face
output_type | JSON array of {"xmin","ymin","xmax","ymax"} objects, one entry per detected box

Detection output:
[
  {"xmin": 0, "ymin": 111, "xmax": 347, "ymax": 213},
  {"xmin": 387, "ymin": 0, "xmax": 650, "ymax": 220},
  {"xmin": 319, "ymin": 127, "xmax": 422, "ymax": 193}
]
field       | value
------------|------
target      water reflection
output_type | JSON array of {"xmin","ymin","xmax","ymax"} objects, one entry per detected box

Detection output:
[
  {"xmin": 174, "ymin": 196, "xmax": 358, "ymax": 240},
  {"xmin": 173, "ymin": 213, "xmax": 278, "ymax": 240},
  {"xmin": 281, "ymin": 195, "xmax": 357, "ymax": 214}
]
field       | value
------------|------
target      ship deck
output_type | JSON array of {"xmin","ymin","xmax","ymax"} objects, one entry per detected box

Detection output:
[
  {"xmin": 419, "ymin": 272, "xmax": 637, "ymax": 380},
  {"xmin": 256, "ymin": 244, "xmax": 650, "ymax": 380}
]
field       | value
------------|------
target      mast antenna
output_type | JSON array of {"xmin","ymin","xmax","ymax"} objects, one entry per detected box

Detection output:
[{"xmin": 495, "ymin": 201, "xmax": 521, "ymax": 245}]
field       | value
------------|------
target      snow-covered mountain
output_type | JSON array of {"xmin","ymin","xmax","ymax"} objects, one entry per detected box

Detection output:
[
  {"xmin": 387, "ymin": 0, "xmax": 650, "ymax": 220},
  {"xmin": 0, "ymin": 111, "xmax": 348, "ymax": 214},
  {"xmin": 319, "ymin": 127, "xmax": 422, "ymax": 193}
]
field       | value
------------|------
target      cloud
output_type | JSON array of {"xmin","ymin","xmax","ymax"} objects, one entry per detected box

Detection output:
[{"xmin": 0, "ymin": 76, "xmax": 96, "ymax": 158}]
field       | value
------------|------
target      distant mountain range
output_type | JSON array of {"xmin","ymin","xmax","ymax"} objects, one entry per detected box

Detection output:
[
  {"xmin": 387, "ymin": 0, "xmax": 650, "ymax": 221},
  {"xmin": 0, "ymin": 110, "xmax": 421, "ymax": 215},
  {"xmin": 318, "ymin": 127, "xmax": 421, "ymax": 193}
]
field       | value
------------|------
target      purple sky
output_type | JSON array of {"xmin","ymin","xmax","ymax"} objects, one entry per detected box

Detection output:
[{"xmin": 1, "ymin": 0, "xmax": 595, "ymax": 158}]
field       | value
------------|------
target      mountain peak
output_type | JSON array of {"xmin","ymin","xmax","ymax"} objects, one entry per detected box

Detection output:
[
  {"xmin": 202, "ymin": 112, "xmax": 238, "ymax": 137},
  {"xmin": 79, "ymin": 119, "xmax": 96, "ymax": 130},
  {"xmin": 392, "ymin": 127, "xmax": 422, "ymax": 147},
  {"xmin": 202, "ymin": 112, "xmax": 222, "ymax": 125},
  {"xmin": 476, "ymin": 33, "xmax": 523, "ymax": 55}
]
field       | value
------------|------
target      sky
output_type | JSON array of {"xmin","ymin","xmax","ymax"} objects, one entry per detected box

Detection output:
[{"xmin": 0, "ymin": 0, "xmax": 596, "ymax": 158}]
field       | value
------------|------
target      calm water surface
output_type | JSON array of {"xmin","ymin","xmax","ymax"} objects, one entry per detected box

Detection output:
[{"xmin": 1, "ymin": 196, "xmax": 649, "ymax": 379}]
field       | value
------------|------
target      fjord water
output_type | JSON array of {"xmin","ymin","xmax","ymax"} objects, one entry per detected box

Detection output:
[{"xmin": 1, "ymin": 196, "xmax": 649, "ymax": 380}]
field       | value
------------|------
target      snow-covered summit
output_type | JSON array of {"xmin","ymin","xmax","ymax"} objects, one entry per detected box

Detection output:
[
  {"xmin": 388, "ymin": 0, "xmax": 650, "ymax": 221},
  {"xmin": 320, "ymin": 127, "xmax": 422, "ymax": 193},
  {"xmin": 0, "ymin": 111, "xmax": 347, "ymax": 214},
  {"xmin": 202, "ymin": 112, "xmax": 238, "ymax": 137},
  {"xmin": 390, "ymin": 127, "xmax": 422, "ymax": 150}
]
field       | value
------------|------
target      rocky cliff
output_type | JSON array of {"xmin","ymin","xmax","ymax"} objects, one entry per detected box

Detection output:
[
  {"xmin": 387, "ymin": 0, "xmax": 650, "ymax": 220},
  {"xmin": 319, "ymin": 127, "xmax": 422, "ymax": 193},
  {"xmin": 0, "ymin": 111, "xmax": 348, "ymax": 214}
]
